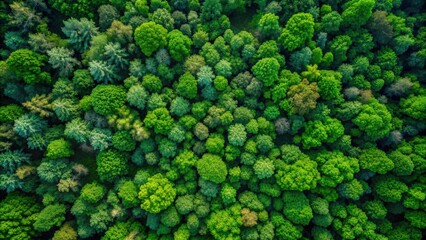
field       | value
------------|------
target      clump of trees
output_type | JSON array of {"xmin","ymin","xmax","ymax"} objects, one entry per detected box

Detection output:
[{"xmin": 0, "ymin": 0, "xmax": 425, "ymax": 239}]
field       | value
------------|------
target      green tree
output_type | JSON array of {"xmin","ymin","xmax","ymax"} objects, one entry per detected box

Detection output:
[
  {"xmin": 283, "ymin": 191, "xmax": 313, "ymax": 225},
  {"xmin": 112, "ymin": 130, "xmax": 136, "ymax": 152},
  {"xmin": 352, "ymin": 100, "xmax": 393, "ymax": 141},
  {"xmin": 80, "ymin": 182, "xmax": 106, "ymax": 203},
  {"xmin": 103, "ymin": 42, "xmax": 129, "ymax": 70},
  {"xmin": 197, "ymin": 154, "xmax": 227, "ymax": 183},
  {"xmin": 62, "ymin": 18, "xmax": 99, "ymax": 52},
  {"xmin": 401, "ymin": 95, "xmax": 426, "ymax": 120},
  {"xmin": 359, "ymin": 148, "xmax": 394, "ymax": 174},
  {"xmin": 253, "ymin": 157, "xmax": 275, "ymax": 179},
  {"xmin": 6, "ymin": 49, "xmax": 51, "ymax": 84},
  {"xmin": 52, "ymin": 98, "xmax": 81, "ymax": 122},
  {"xmin": 228, "ymin": 124, "xmax": 247, "ymax": 147},
  {"xmin": 0, "ymin": 150, "xmax": 30, "ymax": 173},
  {"xmin": 284, "ymin": 79, "xmax": 320, "ymax": 115},
  {"xmin": 0, "ymin": 193, "xmax": 42, "ymax": 240},
  {"xmin": 102, "ymin": 221, "xmax": 144, "ymax": 240},
  {"xmin": 134, "ymin": 22, "xmax": 168, "ymax": 56},
  {"xmin": 46, "ymin": 138, "xmax": 74, "ymax": 159},
  {"xmin": 144, "ymin": 107, "xmax": 174, "ymax": 134},
  {"xmin": 64, "ymin": 118, "xmax": 90, "ymax": 144},
  {"xmin": 170, "ymin": 97, "xmax": 191, "ymax": 116},
  {"xmin": 176, "ymin": 72, "xmax": 198, "ymax": 99},
  {"xmin": 373, "ymin": 175, "xmax": 408, "ymax": 202},
  {"xmin": 329, "ymin": 35, "xmax": 352, "ymax": 64},
  {"xmin": 369, "ymin": 11, "xmax": 394, "ymax": 44},
  {"xmin": 48, "ymin": 0, "xmax": 108, "ymax": 19},
  {"xmin": 47, "ymin": 47, "xmax": 79, "ymax": 77},
  {"xmin": 271, "ymin": 212, "xmax": 303, "ymax": 240},
  {"xmin": 127, "ymin": 84, "xmax": 148, "ymax": 110},
  {"xmin": 98, "ymin": 4, "xmax": 118, "ymax": 31},
  {"xmin": 117, "ymin": 181, "xmax": 139, "ymax": 208},
  {"xmin": 13, "ymin": 113, "xmax": 48, "ymax": 138},
  {"xmin": 72, "ymin": 69, "xmax": 94, "ymax": 95},
  {"xmin": 279, "ymin": 13, "xmax": 314, "ymax": 51},
  {"xmin": 175, "ymin": 194, "xmax": 195, "ymax": 215},
  {"xmin": 167, "ymin": 30, "xmax": 192, "ymax": 61},
  {"xmin": 301, "ymin": 117, "xmax": 344, "ymax": 149},
  {"xmin": 142, "ymin": 74, "xmax": 162, "ymax": 93},
  {"xmin": 96, "ymin": 149, "xmax": 129, "ymax": 182},
  {"xmin": 90, "ymin": 85, "xmax": 127, "ymax": 116},
  {"xmin": 319, "ymin": 11, "xmax": 342, "ymax": 33},
  {"xmin": 341, "ymin": 0, "xmax": 375, "ymax": 28},
  {"xmin": 88, "ymin": 60, "xmax": 118, "ymax": 84},
  {"xmin": 200, "ymin": 0, "xmax": 222, "ymax": 22},
  {"xmin": 258, "ymin": 13, "xmax": 280, "ymax": 38},
  {"xmin": 215, "ymin": 60, "xmax": 232, "ymax": 78},
  {"xmin": 276, "ymin": 158, "xmax": 320, "ymax": 191},
  {"xmin": 205, "ymin": 134, "xmax": 225, "ymax": 154},
  {"xmin": 52, "ymin": 222, "xmax": 77, "ymax": 240},
  {"xmin": 139, "ymin": 173, "xmax": 176, "ymax": 213},
  {"xmin": 252, "ymin": 57, "xmax": 280, "ymax": 87},
  {"xmin": 0, "ymin": 104, "xmax": 24, "ymax": 124},
  {"xmin": 33, "ymin": 204, "xmax": 66, "ymax": 232},
  {"xmin": 206, "ymin": 204, "xmax": 242, "ymax": 240},
  {"xmin": 316, "ymin": 151, "xmax": 359, "ymax": 188}
]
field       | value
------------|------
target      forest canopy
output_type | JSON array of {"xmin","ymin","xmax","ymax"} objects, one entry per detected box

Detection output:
[{"xmin": 0, "ymin": 0, "xmax": 426, "ymax": 239}]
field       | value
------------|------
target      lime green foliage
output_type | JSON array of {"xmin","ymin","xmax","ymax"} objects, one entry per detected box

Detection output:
[
  {"xmin": 252, "ymin": 58, "xmax": 280, "ymax": 87},
  {"xmin": 401, "ymin": 95, "xmax": 426, "ymax": 120},
  {"xmin": 0, "ymin": 193, "xmax": 42, "ymax": 240},
  {"xmin": 353, "ymin": 100, "xmax": 393, "ymax": 141},
  {"xmin": 80, "ymin": 182, "xmax": 106, "ymax": 203},
  {"xmin": 90, "ymin": 85, "xmax": 127, "ymax": 116},
  {"xmin": 117, "ymin": 181, "xmax": 139, "ymax": 208},
  {"xmin": 138, "ymin": 173, "xmax": 176, "ymax": 213},
  {"xmin": 52, "ymin": 222, "xmax": 77, "ymax": 240},
  {"xmin": 46, "ymin": 138, "xmax": 74, "ymax": 159},
  {"xmin": 6, "ymin": 49, "xmax": 50, "ymax": 84},
  {"xmin": 359, "ymin": 148, "xmax": 394, "ymax": 174},
  {"xmin": 102, "ymin": 221, "xmax": 144, "ymax": 240},
  {"xmin": 143, "ymin": 107, "xmax": 174, "ymax": 134},
  {"xmin": 197, "ymin": 154, "xmax": 227, "ymax": 183},
  {"xmin": 142, "ymin": 74, "xmax": 162, "ymax": 93},
  {"xmin": 276, "ymin": 158, "xmax": 320, "ymax": 191},
  {"xmin": 301, "ymin": 117, "xmax": 344, "ymax": 149},
  {"xmin": 271, "ymin": 212, "xmax": 303, "ymax": 239},
  {"xmin": 331, "ymin": 204, "xmax": 384, "ymax": 239},
  {"xmin": 258, "ymin": 13, "xmax": 280, "ymax": 38},
  {"xmin": 206, "ymin": 204, "xmax": 242, "ymax": 240},
  {"xmin": 96, "ymin": 149, "xmax": 129, "ymax": 182},
  {"xmin": 316, "ymin": 151, "xmax": 359, "ymax": 188},
  {"xmin": 34, "ymin": 204, "xmax": 66, "ymax": 232},
  {"xmin": 279, "ymin": 13, "xmax": 314, "ymax": 51},
  {"xmin": 341, "ymin": 0, "xmax": 375, "ymax": 28},
  {"xmin": 134, "ymin": 22, "xmax": 168, "ymax": 56},
  {"xmin": 167, "ymin": 30, "xmax": 192, "ymax": 62}
]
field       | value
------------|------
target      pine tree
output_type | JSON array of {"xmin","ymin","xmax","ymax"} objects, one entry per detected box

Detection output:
[{"xmin": 22, "ymin": 94, "xmax": 53, "ymax": 118}]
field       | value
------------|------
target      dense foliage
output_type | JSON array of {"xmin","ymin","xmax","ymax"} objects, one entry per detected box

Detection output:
[{"xmin": 0, "ymin": 0, "xmax": 425, "ymax": 239}]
